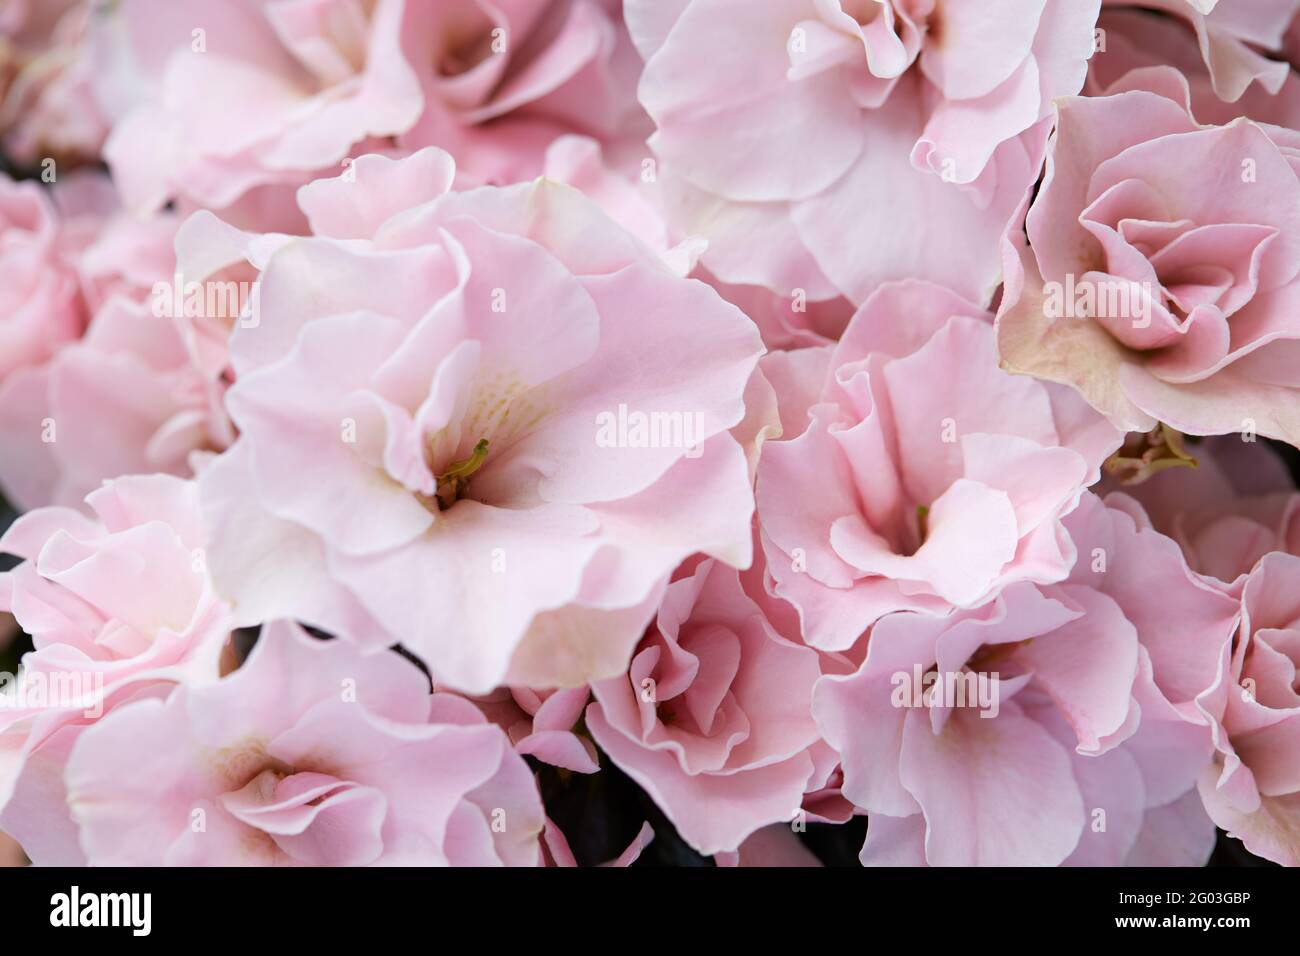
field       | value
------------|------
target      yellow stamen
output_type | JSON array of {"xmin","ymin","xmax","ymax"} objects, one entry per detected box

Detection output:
[{"xmin": 435, "ymin": 438, "xmax": 489, "ymax": 510}]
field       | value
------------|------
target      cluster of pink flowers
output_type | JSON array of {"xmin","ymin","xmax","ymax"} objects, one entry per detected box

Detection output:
[{"xmin": 1, "ymin": 0, "xmax": 1299, "ymax": 868}]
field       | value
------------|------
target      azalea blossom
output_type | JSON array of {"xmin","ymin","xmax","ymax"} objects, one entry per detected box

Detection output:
[
  {"xmin": 586, "ymin": 555, "xmax": 825, "ymax": 855},
  {"xmin": 0, "ymin": 475, "xmax": 232, "ymax": 864},
  {"xmin": 0, "ymin": 0, "xmax": 1298, "ymax": 874},
  {"xmin": 627, "ymin": 0, "xmax": 1101, "ymax": 306},
  {"xmin": 64, "ymin": 620, "xmax": 544, "ymax": 865},
  {"xmin": 998, "ymin": 67, "xmax": 1300, "ymax": 445},
  {"xmin": 96, "ymin": 0, "xmax": 645, "ymax": 217},
  {"xmin": 757, "ymin": 279, "xmax": 1121, "ymax": 651},
  {"xmin": 815, "ymin": 492, "xmax": 1237, "ymax": 865},
  {"xmin": 1101, "ymin": 0, "xmax": 1300, "ymax": 104},
  {"xmin": 200, "ymin": 147, "xmax": 763, "ymax": 694},
  {"xmin": 1196, "ymin": 551, "xmax": 1300, "ymax": 865}
]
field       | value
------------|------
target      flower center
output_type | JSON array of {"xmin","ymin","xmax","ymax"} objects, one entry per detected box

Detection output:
[
  {"xmin": 434, "ymin": 438, "xmax": 489, "ymax": 510},
  {"xmin": 436, "ymin": 12, "xmax": 497, "ymax": 77},
  {"xmin": 1104, "ymin": 424, "xmax": 1198, "ymax": 485},
  {"xmin": 966, "ymin": 640, "xmax": 1031, "ymax": 674}
]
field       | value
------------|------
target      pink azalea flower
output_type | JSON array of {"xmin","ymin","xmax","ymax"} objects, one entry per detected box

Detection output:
[
  {"xmin": 586, "ymin": 556, "xmax": 826, "ymax": 856},
  {"xmin": 0, "ymin": 296, "xmax": 236, "ymax": 512},
  {"xmin": 401, "ymin": 0, "xmax": 649, "ymax": 186},
  {"xmin": 1090, "ymin": 5, "xmax": 1300, "ymax": 129},
  {"xmin": 757, "ymin": 279, "xmax": 1121, "ymax": 652},
  {"xmin": 1196, "ymin": 551, "xmax": 1300, "ymax": 865},
  {"xmin": 5, "ymin": 0, "xmax": 1297, "ymax": 871},
  {"xmin": 0, "ymin": 0, "xmax": 107, "ymax": 165},
  {"xmin": 0, "ymin": 186, "xmax": 247, "ymax": 512},
  {"xmin": 63, "ymin": 620, "xmax": 544, "ymax": 865},
  {"xmin": 474, "ymin": 685, "xmax": 599, "ymax": 774},
  {"xmin": 814, "ymin": 492, "xmax": 1237, "ymax": 865},
  {"xmin": 96, "ymin": 0, "xmax": 644, "ymax": 216},
  {"xmin": 997, "ymin": 66, "xmax": 1300, "ymax": 445},
  {"xmin": 1101, "ymin": 0, "xmax": 1300, "ymax": 104},
  {"xmin": 626, "ymin": 0, "xmax": 1100, "ymax": 306},
  {"xmin": 200, "ymin": 147, "xmax": 763, "ymax": 694},
  {"xmin": 1109, "ymin": 436, "xmax": 1300, "ymax": 583},
  {"xmin": 0, "ymin": 474, "xmax": 232, "ymax": 864},
  {"xmin": 0, "ymin": 172, "xmax": 98, "ymax": 386}
]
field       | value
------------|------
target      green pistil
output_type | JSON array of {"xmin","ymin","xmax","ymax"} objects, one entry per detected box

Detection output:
[
  {"xmin": 1104, "ymin": 423, "xmax": 1198, "ymax": 486},
  {"xmin": 916, "ymin": 504, "xmax": 930, "ymax": 544},
  {"xmin": 435, "ymin": 438, "xmax": 489, "ymax": 510}
]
